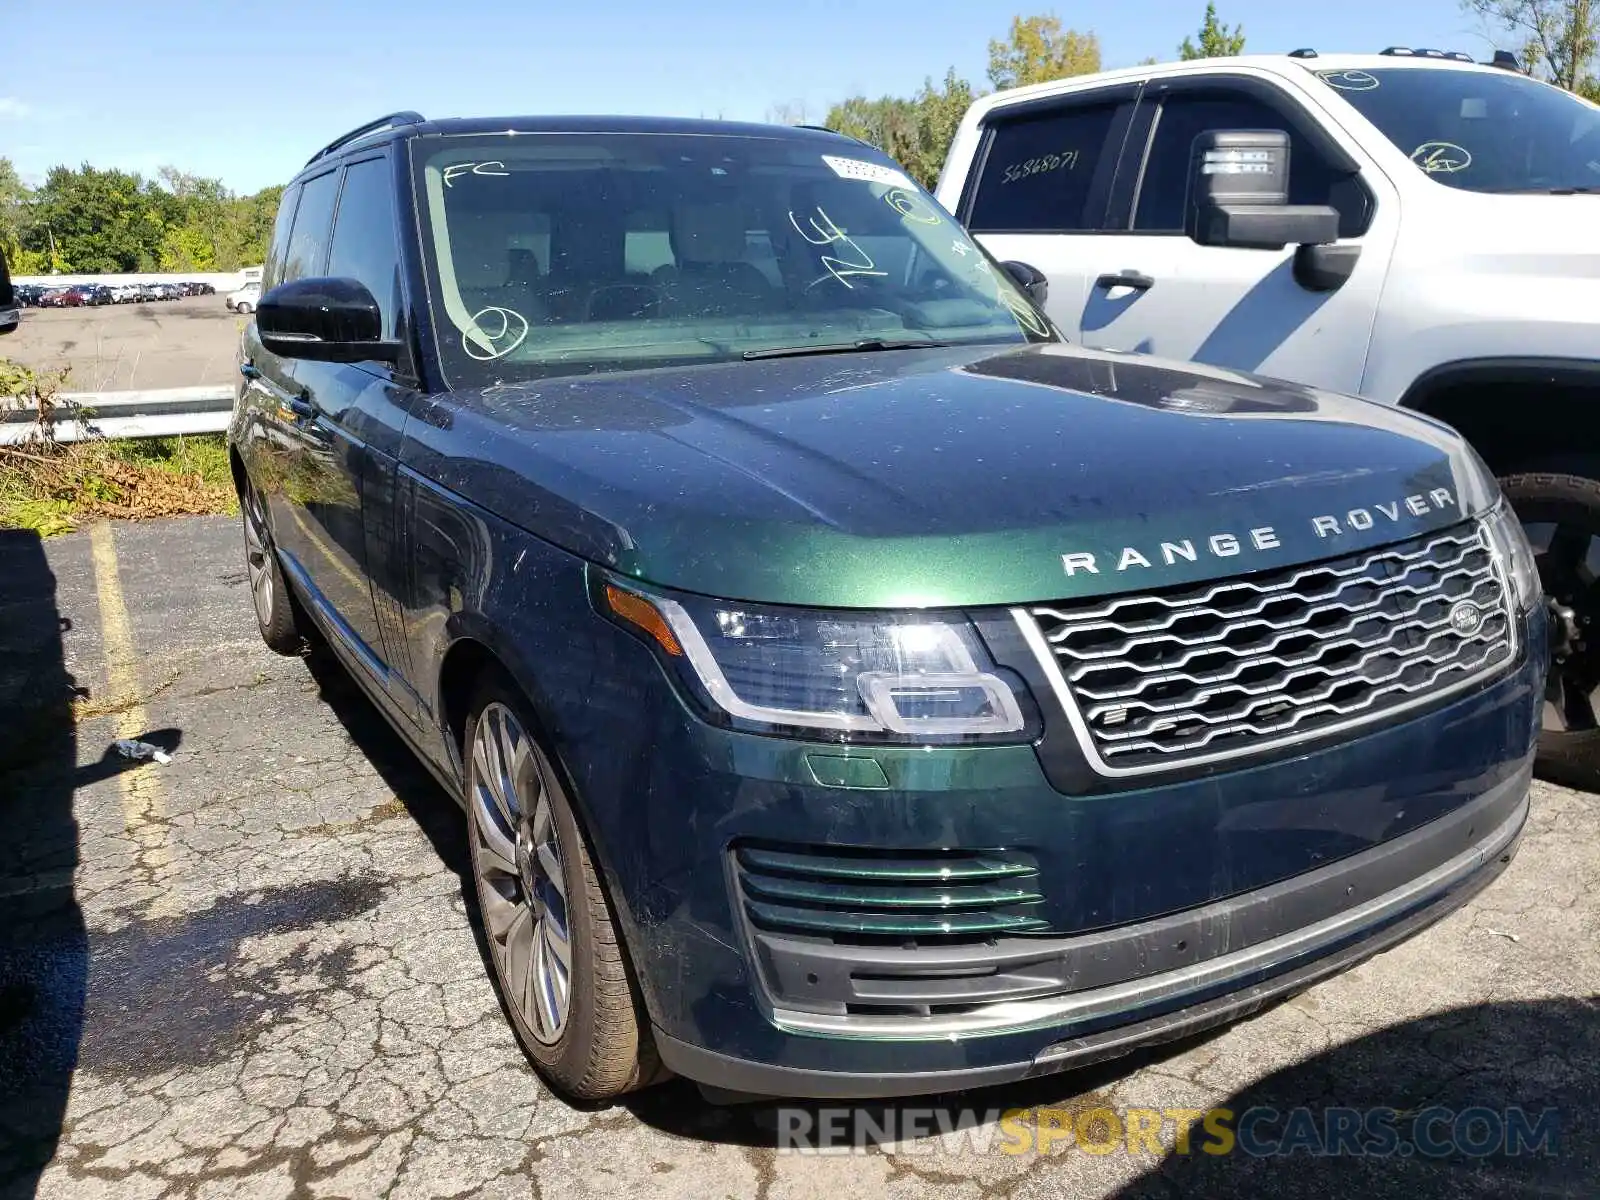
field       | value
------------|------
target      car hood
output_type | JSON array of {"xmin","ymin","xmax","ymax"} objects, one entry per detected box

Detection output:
[{"xmin": 401, "ymin": 343, "xmax": 1498, "ymax": 608}]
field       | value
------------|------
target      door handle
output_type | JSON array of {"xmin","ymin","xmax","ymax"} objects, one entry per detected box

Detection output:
[
  {"xmin": 1094, "ymin": 270, "xmax": 1155, "ymax": 292},
  {"xmin": 286, "ymin": 396, "xmax": 316, "ymax": 420},
  {"xmin": 240, "ymin": 361, "xmax": 261, "ymax": 380}
]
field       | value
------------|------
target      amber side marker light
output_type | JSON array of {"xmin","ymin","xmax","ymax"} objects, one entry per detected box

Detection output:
[{"xmin": 604, "ymin": 584, "xmax": 684, "ymax": 656}]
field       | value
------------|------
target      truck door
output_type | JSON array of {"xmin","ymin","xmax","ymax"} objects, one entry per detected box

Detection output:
[
  {"xmin": 957, "ymin": 84, "xmax": 1142, "ymax": 341},
  {"xmin": 1067, "ymin": 75, "xmax": 1400, "ymax": 395}
]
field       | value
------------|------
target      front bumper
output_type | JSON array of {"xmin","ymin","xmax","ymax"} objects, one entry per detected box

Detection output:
[
  {"xmin": 654, "ymin": 769, "xmax": 1526, "ymax": 1098},
  {"xmin": 551, "ymin": 596, "xmax": 1544, "ymax": 1100},
  {"xmin": 0, "ymin": 304, "xmax": 19, "ymax": 334}
]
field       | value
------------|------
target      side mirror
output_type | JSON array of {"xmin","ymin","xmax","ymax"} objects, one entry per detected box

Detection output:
[
  {"xmin": 1185, "ymin": 130, "xmax": 1340, "ymax": 251},
  {"xmin": 257, "ymin": 277, "xmax": 403, "ymax": 364},
  {"xmin": 1000, "ymin": 260, "xmax": 1049, "ymax": 307}
]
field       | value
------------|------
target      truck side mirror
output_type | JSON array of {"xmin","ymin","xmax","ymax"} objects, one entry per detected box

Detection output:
[{"xmin": 1185, "ymin": 130, "xmax": 1340, "ymax": 251}]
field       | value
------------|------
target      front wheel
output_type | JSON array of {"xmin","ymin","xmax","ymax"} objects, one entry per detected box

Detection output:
[
  {"xmin": 1500, "ymin": 468, "xmax": 1600, "ymax": 790},
  {"xmin": 464, "ymin": 677, "xmax": 662, "ymax": 1100},
  {"xmin": 237, "ymin": 301, "xmax": 253, "ymax": 315}
]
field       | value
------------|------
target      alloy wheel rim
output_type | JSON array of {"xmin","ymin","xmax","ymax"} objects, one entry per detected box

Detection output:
[
  {"xmin": 1526, "ymin": 518, "xmax": 1600, "ymax": 734},
  {"xmin": 243, "ymin": 488, "xmax": 274, "ymax": 627},
  {"xmin": 470, "ymin": 702, "xmax": 572, "ymax": 1044}
]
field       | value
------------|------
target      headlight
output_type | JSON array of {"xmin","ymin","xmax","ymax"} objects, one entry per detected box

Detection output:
[
  {"xmin": 601, "ymin": 581, "xmax": 1032, "ymax": 742},
  {"xmin": 1481, "ymin": 502, "xmax": 1542, "ymax": 613}
]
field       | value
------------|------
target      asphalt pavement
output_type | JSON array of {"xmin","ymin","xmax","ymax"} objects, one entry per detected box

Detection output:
[{"xmin": 0, "ymin": 515, "xmax": 1596, "ymax": 1199}]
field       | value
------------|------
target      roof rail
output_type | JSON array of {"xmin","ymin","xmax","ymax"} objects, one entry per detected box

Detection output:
[
  {"xmin": 304, "ymin": 111, "xmax": 425, "ymax": 168},
  {"xmin": 1287, "ymin": 48, "xmax": 1318, "ymax": 59},
  {"xmin": 793, "ymin": 123, "xmax": 870, "ymax": 147},
  {"xmin": 1378, "ymin": 46, "xmax": 1474, "ymax": 62}
]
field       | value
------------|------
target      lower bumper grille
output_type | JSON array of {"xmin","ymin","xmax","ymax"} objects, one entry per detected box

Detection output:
[
  {"xmin": 732, "ymin": 843, "xmax": 1047, "ymax": 941},
  {"xmin": 1022, "ymin": 524, "xmax": 1517, "ymax": 775}
]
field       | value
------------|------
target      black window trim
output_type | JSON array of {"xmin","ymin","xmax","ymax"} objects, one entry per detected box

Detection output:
[
  {"xmin": 958, "ymin": 82, "xmax": 1144, "ymax": 236},
  {"xmin": 1118, "ymin": 73, "xmax": 1376, "ymax": 239}
]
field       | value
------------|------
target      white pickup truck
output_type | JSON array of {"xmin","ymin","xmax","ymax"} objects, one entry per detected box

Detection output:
[{"xmin": 937, "ymin": 47, "xmax": 1600, "ymax": 788}]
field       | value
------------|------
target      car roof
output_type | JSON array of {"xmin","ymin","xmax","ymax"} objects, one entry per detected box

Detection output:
[
  {"xmin": 971, "ymin": 52, "xmax": 1539, "ymax": 120},
  {"xmin": 290, "ymin": 115, "xmax": 863, "ymax": 183}
]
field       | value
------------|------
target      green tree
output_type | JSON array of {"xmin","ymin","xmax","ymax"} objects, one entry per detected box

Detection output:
[
  {"xmin": 986, "ymin": 14, "xmax": 1102, "ymax": 90},
  {"xmin": 1179, "ymin": 3, "xmax": 1246, "ymax": 59},
  {"xmin": 1463, "ymin": 0, "xmax": 1599, "ymax": 92}
]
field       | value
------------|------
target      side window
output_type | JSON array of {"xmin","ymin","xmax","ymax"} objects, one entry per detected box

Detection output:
[
  {"xmin": 327, "ymin": 157, "xmax": 402, "ymax": 338},
  {"xmin": 967, "ymin": 102, "xmax": 1123, "ymax": 233},
  {"xmin": 1133, "ymin": 91, "xmax": 1370, "ymax": 237},
  {"xmin": 282, "ymin": 170, "xmax": 339, "ymax": 283},
  {"xmin": 261, "ymin": 185, "xmax": 300, "ymax": 291}
]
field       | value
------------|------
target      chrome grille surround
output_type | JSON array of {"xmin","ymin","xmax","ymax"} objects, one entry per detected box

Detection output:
[{"xmin": 1014, "ymin": 523, "xmax": 1519, "ymax": 777}]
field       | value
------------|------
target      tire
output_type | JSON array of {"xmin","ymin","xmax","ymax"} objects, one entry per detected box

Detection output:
[
  {"xmin": 239, "ymin": 473, "xmax": 306, "ymax": 656},
  {"xmin": 463, "ymin": 674, "xmax": 663, "ymax": 1100},
  {"xmin": 1499, "ymin": 466, "xmax": 1600, "ymax": 791},
  {"xmin": 238, "ymin": 302, "xmax": 253, "ymax": 315}
]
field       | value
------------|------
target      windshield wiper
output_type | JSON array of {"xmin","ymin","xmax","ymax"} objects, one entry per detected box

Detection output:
[{"xmin": 742, "ymin": 337, "xmax": 953, "ymax": 361}]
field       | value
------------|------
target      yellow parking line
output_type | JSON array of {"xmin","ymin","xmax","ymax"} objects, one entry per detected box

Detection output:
[{"xmin": 90, "ymin": 521, "xmax": 176, "ymax": 913}]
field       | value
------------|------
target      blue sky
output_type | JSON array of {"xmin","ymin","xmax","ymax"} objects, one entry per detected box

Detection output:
[{"xmin": 4, "ymin": 0, "xmax": 1512, "ymax": 194}]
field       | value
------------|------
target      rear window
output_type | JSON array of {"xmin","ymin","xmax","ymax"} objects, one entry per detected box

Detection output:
[{"xmin": 967, "ymin": 102, "xmax": 1123, "ymax": 232}]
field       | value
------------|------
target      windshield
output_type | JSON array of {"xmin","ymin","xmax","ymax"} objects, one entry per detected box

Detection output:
[
  {"xmin": 412, "ymin": 133, "xmax": 1053, "ymax": 387},
  {"xmin": 1316, "ymin": 67, "xmax": 1600, "ymax": 193}
]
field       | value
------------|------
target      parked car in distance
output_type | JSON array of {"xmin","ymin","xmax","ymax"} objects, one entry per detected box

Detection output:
[
  {"xmin": 226, "ymin": 282, "xmax": 260, "ymax": 313},
  {"xmin": 232, "ymin": 112, "xmax": 1550, "ymax": 1105},
  {"xmin": 937, "ymin": 47, "xmax": 1600, "ymax": 788}
]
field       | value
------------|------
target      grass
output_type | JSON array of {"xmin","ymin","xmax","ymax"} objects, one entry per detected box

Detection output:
[{"xmin": 0, "ymin": 433, "xmax": 238, "ymax": 536}]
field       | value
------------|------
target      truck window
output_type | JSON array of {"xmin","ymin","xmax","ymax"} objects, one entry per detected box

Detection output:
[
  {"xmin": 967, "ymin": 102, "xmax": 1122, "ymax": 233},
  {"xmin": 1132, "ymin": 92, "xmax": 1370, "ymax": 237},
  {"xmin": 327, "ymin": 157, "xmax": 403, "ymax": 338},
  {"xmin": 1318, "ymin": 67, "xmax": 1600, "ymax": 195}
]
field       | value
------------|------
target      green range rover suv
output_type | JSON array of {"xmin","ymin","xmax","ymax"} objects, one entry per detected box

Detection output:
[{"xmin": 229, "ymin": 112, "xmax": 1549, "ymax": 1101}]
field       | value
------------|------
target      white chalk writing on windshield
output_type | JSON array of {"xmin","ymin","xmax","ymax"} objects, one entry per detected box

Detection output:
[
  {"xmin": 883, "ymin": 187, "xmax": 942, "ymax": 225},
  {"xmin": 443, "ymin": 161, "xmax": 512, "ymax": 188},
  {"xmin": 788, "ymin": 207, "xmax": 888, "ymax": 290},
  {"xmin": 464, "ymin": 306, "xmax": 530, "ymax": 360}
]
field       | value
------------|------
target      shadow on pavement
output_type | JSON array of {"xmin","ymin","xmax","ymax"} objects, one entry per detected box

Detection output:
[
  {"xmin": 299, "ymin": 644, "xmax": 470, "ymax": 878},
  {"xmin": 0, "ymin": 529, "xmax": 86, "ymax": 1197},
  {"xmin": 629, "ymin": 996, "xmax": 1596, "ymax": 1196}
]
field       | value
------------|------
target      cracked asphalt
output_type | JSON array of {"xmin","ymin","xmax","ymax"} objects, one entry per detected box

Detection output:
[{"xmin": 0, "ymin": 515, "xmax": 1596, "ymax": 1200}]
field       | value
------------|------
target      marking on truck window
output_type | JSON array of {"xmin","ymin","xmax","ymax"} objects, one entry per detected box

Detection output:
[
  {"xmin": 789, "ymin": 207, "xmax": 888, "ymax": 290},
  {"xmin": 999, "ymin": 150, "xmax": 1079, "ymax": 186},
  {"xmin": 821, "ymin": 154, "xmax": 915, "ymax": 188},
  {"xmin": 1410, "ymin": 142, "xmax": 1472, "ymax": 173},
  {"xmin": 443, "ymin": 161, "xmax": 512, "ymax": 188},
  {"xmin": 884, "ymin": 187, "xmax": 942, "ymax": 225},
  {"xmin": 1318, "ymin": 70, "xmax": 1380, "ymax": 91},
  {"xmin": 464, "ymin": 306, "xmax": 530, "ymax": 360}
]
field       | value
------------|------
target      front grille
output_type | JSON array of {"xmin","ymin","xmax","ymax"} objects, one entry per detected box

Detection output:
[
  {"xmin": 732, "ymin": 843, "xmax": 1047, "ymax": 942},
  {"xmin": 1025, "ymin": 524, "xmax": 1516, "ymax": 774}
]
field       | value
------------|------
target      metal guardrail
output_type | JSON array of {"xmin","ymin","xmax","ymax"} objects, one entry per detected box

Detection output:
[{"xmin": 0, "ymin": 385, "xmax": 234, "ymax": 445}]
